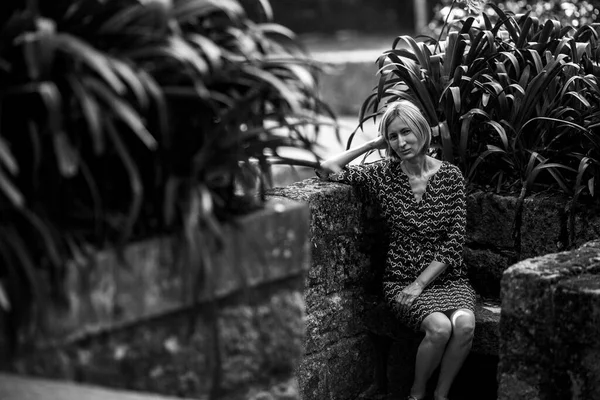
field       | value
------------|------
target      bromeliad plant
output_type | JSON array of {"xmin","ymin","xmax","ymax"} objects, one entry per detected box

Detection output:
[
  {"xmin": 0, "ymin": 0, "xmax": 333, "ymax": 353},
  {"xmin": 359, "ymin": 3, "xmax": 600, "ymax": 206},
  {"xmin": 355, "ymin": 2, "xmax": 600, "ymax": 257}
]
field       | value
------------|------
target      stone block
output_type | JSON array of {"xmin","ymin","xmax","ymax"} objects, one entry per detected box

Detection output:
[
  {"xmin": 219, "ymin": 291, "xmax": 305, "ymax": 390},
  {"xmin": 466, "ymin": 192, "xmax": 517, "ymax": 250},
  {"xmin": 464, "ymin": 247, "xmax": 515, "ymax": 298},
  {"xmin": 499, "ymin": 241, "xmax": 600, "ymax": 400},
  {"xmin": 303, "ymin": 289, "xmax": 368, "ymax": 354},
  {"xmin": 571, "ymin": 203, "xmax": 600, "ymax": 248},
  {"xmin": 520, "ymin": 196, "xmax": 564, "ymax": 259},
  {"xmin": 297, "ymin": 335, "xmax": 374, "ymax": 400},
  {"xmin": 310, "ymin": 233, "xmax": 372, "ymax": 293},
  {"xmin": 42, "ymin": 198, "xmax": 310, "ymax": 344}
]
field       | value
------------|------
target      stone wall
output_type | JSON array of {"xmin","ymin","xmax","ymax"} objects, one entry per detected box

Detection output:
[
  {"xmin": 499, "ymin": 240, "xmax": 600, "ymax": 400},
  {"xmin": 269, "ymin": 178, "xmax": 600, "ymax": 400},
  {"xmin": 1, "ymin": 199, "xmax": 310, "ymax": 400},
  {"xmin": 269, "ymin": 179, "xmax": 387, "ymax": 400}
]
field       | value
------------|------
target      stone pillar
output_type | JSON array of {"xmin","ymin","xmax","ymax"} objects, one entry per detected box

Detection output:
[
  {"xmin": 499, "ymin": 240, "xmax": 600, "ymax": 400},
  {"xmin": 269, "ymin": 178, "xmax": 387, "ymax": 400}
]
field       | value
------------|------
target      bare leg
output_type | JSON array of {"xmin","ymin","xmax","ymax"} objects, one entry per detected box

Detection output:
[
  {"xmin": 409, "ymin": 312, "xmax": 452, "ymax": 399},
  {"xmin": 434, "ymin": 309, "xmax": 475, "ymax": 400}
]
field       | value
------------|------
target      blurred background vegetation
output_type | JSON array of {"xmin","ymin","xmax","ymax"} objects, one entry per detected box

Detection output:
[
  {"xmin": 0, "ymin": 0, "xmax": 599, "ymax": 360},
  {"xmin": 0, "ymin": 0, "xmax": 334, "ymax": 354}
]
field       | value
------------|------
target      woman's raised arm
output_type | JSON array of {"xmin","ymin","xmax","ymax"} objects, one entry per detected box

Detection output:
[{"xmin": 317, "ymin": 135, "xmax": 386, "ymax": 177}]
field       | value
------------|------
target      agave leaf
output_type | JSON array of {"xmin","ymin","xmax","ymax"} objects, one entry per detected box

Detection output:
[
  {"xmin": 83, "ymin": 77, "xmax": 158, "ymax": 150},
  {"xmin": 553, "ymin": 37, "xmax": 572, "ymax": 58},
  {"xmin": 52, "ymin": 33, "xmax": 126, "ymax": 94},
  {"xmin": 0, "ymin": 169, "xmax": 24, "ymax": 207},
  {"xmin": 185, "ymin": 33, "xmax": 223, "ymax": 72},
  {"xmin": 575, "ymin": 156, "xmax": 592, "ymax": 189},
  {"xmin": 255, "ymin": 0, "xmax": 274, "ymax": 22},
  {"xmin": 109, "ymin": 58, "xmax": 149, "ymax": 109},
  {"xmin": 66, "ymin": 75, "xmax": 104, "ymax": 155},
  {"xmin": 0, "ymin": 281, "xmax": 10, "ymax": 311},
  {"xmin": 438, "ymin": 120, "xmax": 453, "ymax": 162},
  {"xmin": 137, "ymin": 70, "xmax": 170, "ymax": 147},
  {"xmin": 516, "ymin": 16, "xmax": 534, "ymax": 48},
  {"xmin": 564, "ymin": 91, "xmax": 591, "ymax": 109},
  {"xmin": 467, "ymin": 145, "xmax": 508, "ymax": 181},
  {"xmin": 485, "ymin": 120, "xmax": 509, "ymax": 150},
  {"xmin": 488, "ymin": 3, "xmax": 519, "ymax": 43},
  {"xmin": 53, "ymin": 131, "xmax": 79, "ymax": 177},
  {"xmin": 242, "ymin": 65, "xmax": 301, "ymax": 113},
  {"xmin": 499, "ymin": 52, "xmax": 521, "ymax": 78},
  {"xmin": 518, "ymin": 64, "xmax": 531, "ymax": 88},
  {"xmin": 382, "ymin": 56, "xmax": 437, "ymax": 124},
  {"xmin": 466, "ymin": 30, "xmax": 495, "ymax": 64},
  {"xmin": 526, "ymin": 49, "xmax": 544, "ymax": 74},
  {"xmin": 444, "ymin": 86, "xmax": 461, "ymax": 113},
  {"xmin": 531, "ymin": 162, "xmax": 576, "ymax": 195},
  {"xmin": 0, "ymin": 137, "xmax": 18, "ymax": 175},
  {"xmin": 395, "ymin": 35, "xmax": 430, "ymax": 72},
  {"xmin": 18, "ymin": 209, "xmax": 63, "ymax": 267},
  {"xmin": 573, "ymin": 24, "xmax": 599, "ymax": 42}
]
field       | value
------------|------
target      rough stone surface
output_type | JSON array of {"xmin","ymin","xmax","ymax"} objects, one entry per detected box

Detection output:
[
  {"xmin": 466, "ymin": 191, "xmax": 518, "ymax": 250},
  {"xmin": 297, "ymin": 335, "xmax": 374, "ymax": 400},
  {"xmin": 271, "ymin": 180, "xmax": 600, "ymax": 400},
  {"xmin": 4, "ymin": 199, "xmax": 310, "ymax": 400},
  {"xmin": 463, "ymin": 247, "xmax": 514, "ymax": 298},
  {"xmin": 498, "ymin": 240, "xmax": 600, "ymax": 400}
]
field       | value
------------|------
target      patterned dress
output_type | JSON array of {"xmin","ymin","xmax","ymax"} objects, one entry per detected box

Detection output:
[{"xmin": 324, "ymin": 159, "xmax": 475, "ymax": 331}]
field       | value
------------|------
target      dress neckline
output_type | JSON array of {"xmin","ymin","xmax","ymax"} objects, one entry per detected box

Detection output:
[{"xmin": 396, "ymin": 160, "xmax": 446, "ymax": 203}]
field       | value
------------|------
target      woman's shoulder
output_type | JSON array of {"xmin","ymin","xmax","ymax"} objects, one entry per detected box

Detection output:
[{"xmin": 440, "ymin": 160, "xmax": 464, "ymax": 178}]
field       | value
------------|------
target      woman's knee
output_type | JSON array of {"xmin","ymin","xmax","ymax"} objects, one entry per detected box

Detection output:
[
  {"xmin": 422, "ymin": 313, "xmax": 452, "ymax": 344},
  {"xmin": 451, "ymin": 310, "xmax": 475, "ymax": 341}
]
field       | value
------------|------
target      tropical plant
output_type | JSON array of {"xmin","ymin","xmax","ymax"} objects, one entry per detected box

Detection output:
[
  {"xmin": 0, "ymin": 0, "xmax": 333, "ymax": 354},
  {"xmin": 353, "ymin": 3, "xmax": 600, "ymax": 255},
  {"xmin": 427, "ymin": 0, "xmax": 600, "ymax": 39}
]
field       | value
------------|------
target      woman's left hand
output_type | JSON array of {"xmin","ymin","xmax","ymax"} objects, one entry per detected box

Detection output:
[{"xmin": 395, "ymin": 281, "xmax": 424, "ymax": 309}]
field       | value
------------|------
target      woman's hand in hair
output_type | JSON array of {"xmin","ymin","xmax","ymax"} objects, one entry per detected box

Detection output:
[{"xmin": 370, "ymin": 135, "xmax": 386, "ymax": 150}]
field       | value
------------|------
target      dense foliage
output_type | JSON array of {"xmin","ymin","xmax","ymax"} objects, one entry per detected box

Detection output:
[
  {"xmin": 358, "ymin": 3, "xmax": 600, "ymax": 204},
  {"xmin": 428, "ymin": 0, "xmax": 600, "ymax": 37},
  {"xmin": 0, "ymin": 0, "xmax": 332, "ymax": 351}
]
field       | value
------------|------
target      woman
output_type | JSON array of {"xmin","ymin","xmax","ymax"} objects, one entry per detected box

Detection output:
[{"xmin": 316, "ymin": 100, "xmax": 476, "ymax": 400}]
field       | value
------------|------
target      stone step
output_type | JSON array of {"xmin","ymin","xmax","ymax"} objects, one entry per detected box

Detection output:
[{"xmin": 0, "ymin": 373, "xmax": 197, "ymax": 400}]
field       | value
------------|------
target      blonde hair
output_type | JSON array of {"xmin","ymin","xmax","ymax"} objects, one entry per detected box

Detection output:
[{"xmin": 378, "ymin": 100, "xmax": 431, "ymax": 161}]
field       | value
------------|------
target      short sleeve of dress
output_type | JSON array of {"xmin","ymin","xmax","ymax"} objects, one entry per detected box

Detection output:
[{"xmin": 433, "ymin": 164, "xmax": 467, "ymax": 269}]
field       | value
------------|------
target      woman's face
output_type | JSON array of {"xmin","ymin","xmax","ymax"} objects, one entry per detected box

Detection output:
[{"xmin": 386, "ymin": 118, "xmax": 422, "ymax": 160}]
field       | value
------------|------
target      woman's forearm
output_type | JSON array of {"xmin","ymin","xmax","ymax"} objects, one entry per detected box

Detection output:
[
  {"xmin": 318, "ymin": 138, "xmax": 380, "ymax": 174},
  {"xmin": 415, "ymin": 261, "xmax": 448, "ymax": 288}
]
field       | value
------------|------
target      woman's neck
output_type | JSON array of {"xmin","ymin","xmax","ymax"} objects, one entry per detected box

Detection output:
[{"xmin": 401, "ymin": 155, "xmax": 429, "ymax": 178}]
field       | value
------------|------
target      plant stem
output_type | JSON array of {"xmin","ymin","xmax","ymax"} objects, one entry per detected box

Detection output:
[{"xmin": 434, "ymin": 0, "xmax": 458, "ymax": 54}]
